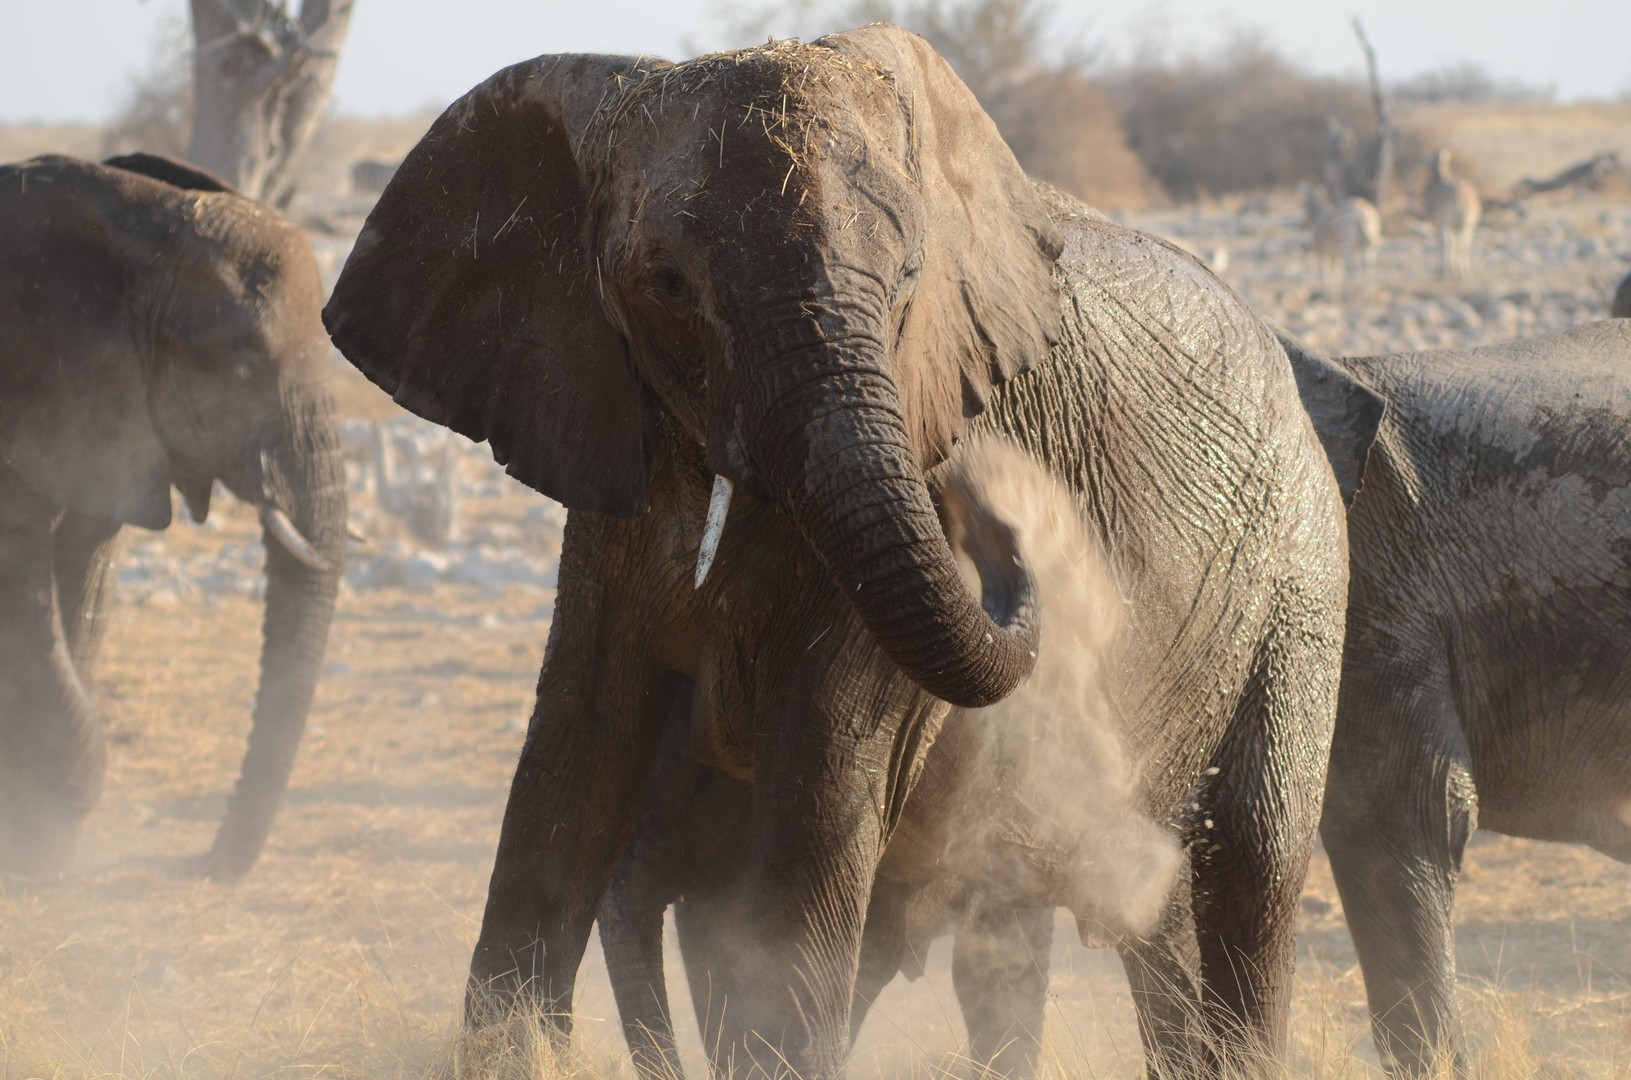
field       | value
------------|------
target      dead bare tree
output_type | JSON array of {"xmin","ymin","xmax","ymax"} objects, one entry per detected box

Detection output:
[
  {"xmin": 1350, "ymin": 17, "xmax": 1393, "ymax": 209},
  {"xmin": 187, "ymin": 0, "xmax": 355, "ymax": 204}
]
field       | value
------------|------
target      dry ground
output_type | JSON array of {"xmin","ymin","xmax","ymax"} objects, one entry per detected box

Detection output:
[
  {"xmin": 4, "ymin": 487, "xmax": 1630, "ymax": 1079},
  {"xmin": 6, "ymin": 101, "xmax": 1631, "ymax": 1078}
]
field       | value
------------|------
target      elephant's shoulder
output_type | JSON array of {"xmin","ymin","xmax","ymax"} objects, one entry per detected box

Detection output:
[{"xmin": 1040, "ymin": 199, "xmax": 1270, "ymax": 384}]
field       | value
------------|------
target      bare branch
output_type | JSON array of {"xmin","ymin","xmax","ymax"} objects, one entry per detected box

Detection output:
[{"xmin": 1350, "ymin": 16, "xmax": 1393, "ymax": 208}]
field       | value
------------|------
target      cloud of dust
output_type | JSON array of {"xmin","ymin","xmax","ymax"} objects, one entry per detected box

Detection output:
[{"xmin": 940, "ymin": 435, "xmax": 1182, "ymax": 940}]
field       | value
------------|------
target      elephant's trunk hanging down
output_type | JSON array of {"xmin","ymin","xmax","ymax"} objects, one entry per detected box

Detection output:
[
  {"xmin": 202, "ymin": 391, "xmax": 346, "ymax": 881},
  {"xmin": 751, "ymin": 354, "xmax": 1041, "ymax": 710}
]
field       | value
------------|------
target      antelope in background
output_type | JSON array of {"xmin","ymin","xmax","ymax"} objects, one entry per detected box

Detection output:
[
  {"xmin": 1301, "ymin": 182, "xmax": 1383, "ymax": 301},
  {"xmin": 1426, "ymin": 148, "xmax": 1482, "ymax": 279}
]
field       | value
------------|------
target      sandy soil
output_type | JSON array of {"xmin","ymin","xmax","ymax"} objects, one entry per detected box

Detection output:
[{"xmin": 5, "ymin": 102, "xmax": 1631, "ymax": 1078}]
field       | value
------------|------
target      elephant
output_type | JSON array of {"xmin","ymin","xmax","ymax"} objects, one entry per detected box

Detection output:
[
  {"xmin": 0, "ymin": 152, "xmax": 347, "ymax": 882},
  {"xmin": 598, "ymin": 438, "xmax": 1184, "ymax": 1080},
  {"xmin": 323, "ymin": 26, "xmax": 1371, "ymax": 1077},
  {"xmin": 1279, "ymin": 322, "xmax": 1631, "ymax": 1074}
]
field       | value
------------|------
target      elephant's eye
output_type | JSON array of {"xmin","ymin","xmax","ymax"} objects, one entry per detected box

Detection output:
[{"xmin": 648, "ymin": 264, "xmax": 690, "ymax": 304}]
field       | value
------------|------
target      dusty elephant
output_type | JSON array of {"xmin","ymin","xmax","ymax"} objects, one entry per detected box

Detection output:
[
  {"xmin": 0, "ymin": 153, "xmax": 347, "ymax": 882},
  {"xmin": 324, "ymin": 27, "xmax": 1366, "ymax": 1077},
  {"xmin": 599, "ymin": 440, "xmax": 1186, "ymax": 1080},
  {"xmin": 1282, "ymin": 322, "xmax": 1631, "ymax": 1074}
]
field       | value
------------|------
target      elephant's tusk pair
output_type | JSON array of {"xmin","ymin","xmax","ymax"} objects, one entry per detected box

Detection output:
[
  {"xmin": 694, "ymin": 475, "xmax": 734, "ymax": 589},
  {"xmin": 259, "ymin": 504, "xmax": 334, "ymax": 573}
]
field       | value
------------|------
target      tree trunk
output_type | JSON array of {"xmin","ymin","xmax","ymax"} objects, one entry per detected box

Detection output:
[
  {"xmin": 1351, "ymin": 17, "xmax": 1394, "ymax": 209},
  {"xmin": 187, "ymin": 0, "xmax": 355, "ymax": 204}
]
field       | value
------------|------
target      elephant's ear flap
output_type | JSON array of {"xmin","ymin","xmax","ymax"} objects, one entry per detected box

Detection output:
[
  {"xmin": 1277, "ymin": 328, "xmax": 1385, "ymax": 507},
  {"xmin": 0, "ymin": 160, "xmax": 173, "ymax": 529},
  {"xmin": 323, "ymin": 54, "xmax": 662, "ymax": 516},
  {"xmin": 821, "ymin": 24, "xmax": 1064, "ymax": 467}
]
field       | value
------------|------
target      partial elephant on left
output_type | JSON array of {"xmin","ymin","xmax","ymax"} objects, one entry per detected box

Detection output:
[{"xmin": 0, "ymin": 153, "xmax": 347, "ymax": 881}]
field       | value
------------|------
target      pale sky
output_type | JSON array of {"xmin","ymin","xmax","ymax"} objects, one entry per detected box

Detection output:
[{"xmin": 2, "ymin": 1, "xmax": 1626, "ymax": 124}]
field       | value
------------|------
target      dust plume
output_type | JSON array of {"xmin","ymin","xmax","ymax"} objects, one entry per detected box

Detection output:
[{"xmin": 938, "ymin": 435, "xmax": 1181, "ymax": 940}]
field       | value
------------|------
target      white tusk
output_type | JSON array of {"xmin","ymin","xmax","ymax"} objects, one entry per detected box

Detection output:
[
  {"xmin": 259, "ymin": 504, "xmax": 333, "ymax": 573},
  {"xmin": 345, "ymin": 523, "xmax": 371, "ymax": 545},
  {"xmin": 694, "ymin": 474, "xmax": 734, "ymax": 589}
]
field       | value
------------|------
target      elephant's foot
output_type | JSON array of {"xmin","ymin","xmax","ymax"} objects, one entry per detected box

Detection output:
[
  {"xmin": 0, "ymin": 793, "xmax": 88, "ymax": 881},
  {"xmin": 188, "ymin": 834, "xmax": 262, "ymax": 884},
  {"xmin": 1364, "ymin": 985, "xmax": 1467, "ymax": 1079}
]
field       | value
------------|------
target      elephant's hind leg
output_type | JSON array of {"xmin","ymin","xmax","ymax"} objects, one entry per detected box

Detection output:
[
  {"xmin": 951, "ymin": 905, "xmax": 1054, "ymax": 1078},
  {"xmin": 1321, "ymin": 657, "xmax": 1473, "ymax": 1076}
]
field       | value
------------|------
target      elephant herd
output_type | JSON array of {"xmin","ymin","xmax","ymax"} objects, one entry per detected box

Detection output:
[{"xmin": 4, "ymin": 23, "xmax": 1631, "ymax": 1080}]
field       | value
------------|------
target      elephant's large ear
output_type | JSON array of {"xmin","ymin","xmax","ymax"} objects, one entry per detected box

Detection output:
[
  {"xmin": 0, "ymin": 158, "xmax": 174, "ymax": 529},
  {"xmin": 820, "ymin": 25, "xmax": 1064, "ymax": 467},
  {"xmin": 1276, "ymin": 328, "xmax": 1385, "ymax": 507},
  {"xmin": 323, "ymin": 54, "xmax": 662, "ymax": 516}
]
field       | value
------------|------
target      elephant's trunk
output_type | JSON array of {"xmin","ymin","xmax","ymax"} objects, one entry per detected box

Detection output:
[
  {"xmin": 202, "ymin": 390, "xmax": 346, "ymax": 881},
  {"xmin": 752, "ymin": 351, "xmax": 1039, "ymax": 710}
]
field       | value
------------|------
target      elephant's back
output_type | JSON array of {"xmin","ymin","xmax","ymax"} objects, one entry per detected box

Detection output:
[
  {"xmin": 1342, "ymin": 324, "xmax": 1631, "ymax": 705},
  {"xmin": 1352, "ymin": 321, "xmax": 1631, "ymax": 449},
  {"xmin": 1348, "ymin": 321, "xmax": 1631, "ymax": 559},
  {"xmin": 1344, "ymin": 324, "xmax": 1631, "ymax": 837}
]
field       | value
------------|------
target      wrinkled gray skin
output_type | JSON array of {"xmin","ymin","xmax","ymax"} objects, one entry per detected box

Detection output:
[
  {"xmin": 1283, "ymin": 322, "xmax": 1631, "ymax": 1075},
  {"xmin": 0, "ymin": 153, "xmax": 347, "ymax": 882},
  {"xmin": 323, "ymin": 27, "xmax": 1359, "ymax": 1078}
]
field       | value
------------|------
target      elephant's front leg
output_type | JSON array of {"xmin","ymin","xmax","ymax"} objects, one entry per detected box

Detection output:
[
  {"xmin": 1320, "ymin": 659, "xmax": 1473, "ymax": 1077},
  {"xmin": 717, "ymin": 638, "xmax": 943, "ymax": 1079},
  {"xmin": 0, "ymin": 476, "xmax": 106, "ymax": 877},
  {"xmin": 467, "ymin": 516, "xmax": 690, "ymax": 1035},
  {"xmin": 1187, "ymin": 642, "xmax": 1338, "ymax": 1070}
]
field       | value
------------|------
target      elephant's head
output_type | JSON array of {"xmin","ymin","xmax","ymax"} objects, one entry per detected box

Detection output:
[
  {"xmin": 0, "ymin": 153, "xmax": 346, "ymax": 880},
  {"xmin": 325, "ymin": 26, "xmax": 1061, "ymax": 707}
]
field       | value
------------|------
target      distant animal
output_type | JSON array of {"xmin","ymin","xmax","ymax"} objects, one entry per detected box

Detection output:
[
  {"xmin": 1424, "ymin": 149, "xmax": 1481, "ymax": 279},
  {"xmin": 1283, "ymin": 323, "xmax": 1631, "ymax": 1075},
  {"xmin": 0, "ymin": 153, "xmax": 346, "ymax": 882},
  {"xmin": 349, "ymin": 157, "xmax": 400, "ymax": 196},
  {"xmin": 1612, "ymin": 267, "xmax": 1631, "ymax": 318},
  {"xmin": 324, "ymin": 27, "xmax": 1372, "ymax": 1077},
  {"xmin": 1514, "ymin": 151, "xmax": 1624, "ymax": 199},
  {"xmin": 1300, "ymin": 182, "xmax": 1382, "ymax": 300}
]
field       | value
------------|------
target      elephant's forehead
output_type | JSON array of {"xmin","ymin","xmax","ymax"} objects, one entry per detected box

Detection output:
[
  {"xmin": 596, "ymin": 38, "xmax": 899, "ymax": 155},
  {"xmin": 611, "ymin": 38, "xmax": 886, "ymax": 110}
]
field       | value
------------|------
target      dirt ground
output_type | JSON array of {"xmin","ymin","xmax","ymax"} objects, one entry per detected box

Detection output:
[
  {"xmin": 5, "ymin": 101, "xmax": 1631, "ymax": 1078},
  {"xmin": 4, "ymin": 471, "xmax": 1630, "ymax": 1079}
]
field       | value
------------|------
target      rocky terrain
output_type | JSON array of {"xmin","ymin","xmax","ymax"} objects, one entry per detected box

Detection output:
[{"xmin": 1136, "ymin": 187, "xmax": 1629, "ymax": 356}]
